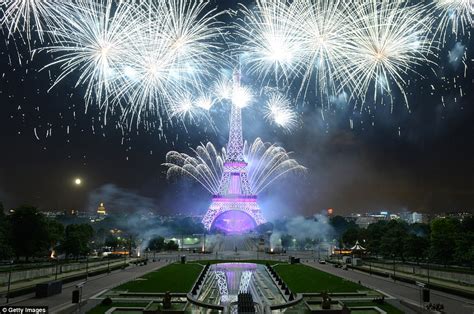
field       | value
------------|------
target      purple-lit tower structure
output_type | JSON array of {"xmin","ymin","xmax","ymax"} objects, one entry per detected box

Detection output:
[{"xmin": 202, "ymin": 70, "xmax": 265, "ymax": 233}]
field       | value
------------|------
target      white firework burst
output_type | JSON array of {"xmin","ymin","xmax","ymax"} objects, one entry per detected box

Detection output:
[
  {"xmin": 232, "ymin": 85, "xmax": 253, "ymax": 108},
  {"xmin": 42, "ymin": 0, "xmax": 138, "ymax": 113},
  {"xmin": 344, "ymin": 0, "xmax": 435, "ymax": 108},
  {"xmin": 214, "ymin": 75, "xmax": 234, "ymax": 100},
  {"xmin": 41, "ymin": 0, "xmax": 225, "ymax": 127},
  {"xmin": 264, "ymin": 93, "xmax": 298, "ymax": 132},
  {"xmin": 163, "ymin": 138, "xmax": 305, "ymax": 195},
  {"xmin": 195, "ymin": 94, "xmax": 214, "ymax": 110},
  {"xmin": 293, "ymin": 0, "xmax": 353, "ymax": 98},
  {"xmin": 170, "ymin": 92, "xmax": 200, "ymax": 121},
  {"xmin": 0, "ymin": 0, "xmax": 62, "ymax": 42},
  {"xmin": 434, "ymin": 0, "xmax": 473, "ymax": 43},
  {"xmin": 237, "ymin": 0, "xmax": 302, "ymax": 83}
]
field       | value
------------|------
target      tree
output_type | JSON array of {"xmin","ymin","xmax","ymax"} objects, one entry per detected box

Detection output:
[
  {"xmin": 167, "ymin": 217, "xmax": 205, "ymax": 235},
  {"xmin": 454, "ymin": 217, "xmax": 474, "ymax": 268},
  {"xmin": 165, "ymin": 240, "xmax": 179, "ymax": 251},
  {"xmin": 148, "ymin": 236, "xmax": 165, "ymax": 251},
  {"xmin": 61, "ymin": 224, "xmax": 94, "ymax": 259},
  {"xmin": 430, "ymin": 218, "xmax": 459, "ymax": 266},
  {"xmin": 9, "ymin": 206, "xmax": 50, "ymax": 261},
  {"xmin": 404, "ymin": 234, "xmax": 429, "ymax": 264},
  {"xmin": 280, "ymin": 234, "xmax": 293, "ymax": 249},
  {"xmin": 45, "ymin": 219, "xmax": 64, "ymax": 253},
  {"xmin": 363, "ymin": 221, "xmax": 390, "ymax": 256},
  {"xmin": 342, "ymin": 227, "xmax": 360, "ymax": 247},
  {"xmin": 0, "ymin": 203, "xmax": 13, "ymax": 259},
  {"xmin": 329, "ymin": 216, "xmax": 357, "ymax": 240},
  {"xmin": 94, "ymin": 228, "xmax": 108, "ymax": 247},
  {"xmin": 453, "ymin": 232, "xmax": 474, "ymax": 268},
  {"xmin": 379, "ymin": 220, "xmax": 409, "ymax": 261},
  {"xmin": 105, "ymin": 234, "xmax": 121, "ymax": 250}
]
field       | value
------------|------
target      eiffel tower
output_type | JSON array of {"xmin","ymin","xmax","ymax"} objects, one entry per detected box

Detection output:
[{"xmin": 202, "ymin": 70, "xmax": 265, "ymax": 233}]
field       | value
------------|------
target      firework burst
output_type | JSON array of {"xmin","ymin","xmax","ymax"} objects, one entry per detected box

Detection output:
[
  {"xmin": 236, "ymin": 0, "xmax": 302, "ymax": 83},
  {"xmin": 163, "ymin": 138, "xmax": 305, "ymax": 195},
  {"xmin": 0, "ymin": 0, "xmax": 62, "ymax": 42},
  {"xmin": 293, "ymin": 0, "xmax": 352, "ymax": 98},
  {"xmin": 344, "ymin": 0, "xmax": 435, "ymax": 108},
  {"xmin": 41, "ymin": 0, "xmax": 225, "ymax": 126},
  {"xmin": 42, "ymin": 0, "xmax": 138, "ymax": 113},
  {"xmin": 264, "ymin": 93, "xmax": 298, "ymax": 132},
  {"xmin": 434, "ymin": 0, "xmax": 473, "ymax": 43}
]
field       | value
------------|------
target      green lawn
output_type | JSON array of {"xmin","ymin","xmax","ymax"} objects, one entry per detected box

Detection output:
[
  {"xmin": 87, "ymin": 302, "xmax": 148, "ymax": 314},
  {"xmin": 344, "ymin": 301, "xmax": 404, "ymax": 314},
  {"xmin": 274, "ymin": 264, "xmax": 366, "ymax": 293},
  {"xmin": 114, "ymin": 263, "xmax": 202, "ymax": 293}
]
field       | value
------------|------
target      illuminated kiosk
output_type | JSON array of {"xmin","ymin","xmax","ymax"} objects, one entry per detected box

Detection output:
[{"xmin": 202, "ymin": 70, "xmax": 265, "ymax": 233}]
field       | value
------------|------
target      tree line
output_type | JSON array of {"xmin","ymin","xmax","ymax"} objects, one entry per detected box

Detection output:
[
  {"xmin": 147, "ymin": 236, "xmax": 179, "ymax": 251},
  {"xmin": 0, "ymin": 204, "xmax": 94, "ymax": 261},
  {"xmin": 339, "ymin": 216, "xmax": 474, "ymax": 267}
]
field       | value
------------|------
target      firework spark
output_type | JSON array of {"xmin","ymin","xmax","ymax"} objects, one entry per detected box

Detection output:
[
  {"xmin": 344, "ymin": 0, "xmax": 435, "ymax": 108},
  {"xmin": 163, "ymin": 138, "xmax": 305, "ymax": 194},
  {"xmin": 293, "ymin": 0, "xmax": 352, "ymax": 98},
  {"xmin": 264, "ymin": 93, "xmax": 297, "ymax": 132},
  {"xmin": 235, "ymin": 0, "xmax": 440, "ymax": 109},
  {"xmin": 195, "ymin": 94, "xmax": 214, "ymax": 110},
  {"xmin": 170, "ymin": 92, "xmax": 213, "ymax": 123},
  {"xmin": 232, "ymin": 85, "xmax": 253, "ymax": 108},
  {"xmin": 42, "ymin": 0, "xmax": 138, "ymax": 113},
  {"xmin": 0, "ymin": 0, "xmax": 62, "ymax": 42},
  {"xmin": 237, "ymin": 0, "xmax": 302, "ymax": 83},
  {"xmin": 41, "ymin": 0, "xmax": 224, "ymax": 126},
  {"xmin": 3, "ymin": 0, "xmax": 471, "ymax": 130},
  {"xmin": 214, "ymin": 75, "xmax": 234, "ymax": 100},
  {"xmin": 434, "ymin": 0, "xmax": 473, "ymax": 43}
]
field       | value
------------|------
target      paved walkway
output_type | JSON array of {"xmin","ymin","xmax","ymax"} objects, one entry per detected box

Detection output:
[
  {"xmin": 2, "ymin": 260, "xmax": 168, "ymax": 313},
  {"xmin": 0, "ymin": 258, "xmax": 137, "ymax": 294},
  {"xmin": 305, "ymin": 262, "xmax": 474, "ymax": 314},
  {"xmin": 359, "ymin": 263, "xmax": 474, "ymax": 293}
]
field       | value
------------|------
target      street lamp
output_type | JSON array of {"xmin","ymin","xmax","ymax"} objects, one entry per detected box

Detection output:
[
  {"xmin": 55, "ymin": 258, "xmax": 59, "ymax": 280},
  {"xmin": 426, "ymin": 257, "xmax": 430, "ymax": 286},
  {"xmin": 74, "ymin": 178, "xmax": 82, "ymax": 186},
  {"xmin": 392, "ymin": 254, "xmax": 396, "ymax": 281},
  {"xmin": 85, "ymin": 255, "xmax": 89, "ymax": 280},
  {"xmin": 6, "ymin": 260, "xmax": 13, "ymax": 304}
]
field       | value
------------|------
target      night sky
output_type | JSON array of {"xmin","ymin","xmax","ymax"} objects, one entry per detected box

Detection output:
[{"xmin": 0, "ymin": 1, "xmax": 473, "ymax": 217}]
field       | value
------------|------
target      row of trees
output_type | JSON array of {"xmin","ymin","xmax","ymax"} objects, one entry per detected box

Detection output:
[
  {"xmin": 340, "ymin": 216, "xmax": 474, "ymax": 267},
  {"xmin": 0, "ymin": 204, "xmax": 94, "ymax": 261},
  {"xmin": 147, "ymin": 236, "xmax": 179, "ymax": 251}
]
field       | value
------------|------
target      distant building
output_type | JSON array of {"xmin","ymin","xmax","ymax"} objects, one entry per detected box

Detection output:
[
  {"xmin": 444, "ymin": 211, "xmax": 473, "ymax": 221},
  {"xmin": 390, "ymin": 214, "xmax": 400, "ymax": 220},
  {"xmin": 97, "ymin": 203, "xmax": 107, "ymax": 216},
  {"xmin": 412, "ymin": 212, "xmax": 423, "ymax": 223},
  {"xmin": 355, "ymin": 216, "xmax": 376, "ymax": 228},
  {"xmin": 40, "ymin": 210, "xmax": 65, "ymax": 219}
]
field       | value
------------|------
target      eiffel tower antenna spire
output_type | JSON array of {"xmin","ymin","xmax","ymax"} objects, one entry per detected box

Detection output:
[{"xmin": 226, "ymin": 68, "xmax": 245, "ymax": 162}]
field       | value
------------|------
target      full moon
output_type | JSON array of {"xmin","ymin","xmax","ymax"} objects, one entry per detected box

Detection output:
[{"xmin": 74, "ymin": 178, "xmax": 82, "ymax": 185}]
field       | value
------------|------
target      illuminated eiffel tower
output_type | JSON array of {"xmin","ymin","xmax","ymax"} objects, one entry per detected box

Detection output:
[{"xmin": 201, "ymin": 70, "xmax": 265, "ymax": 233}]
